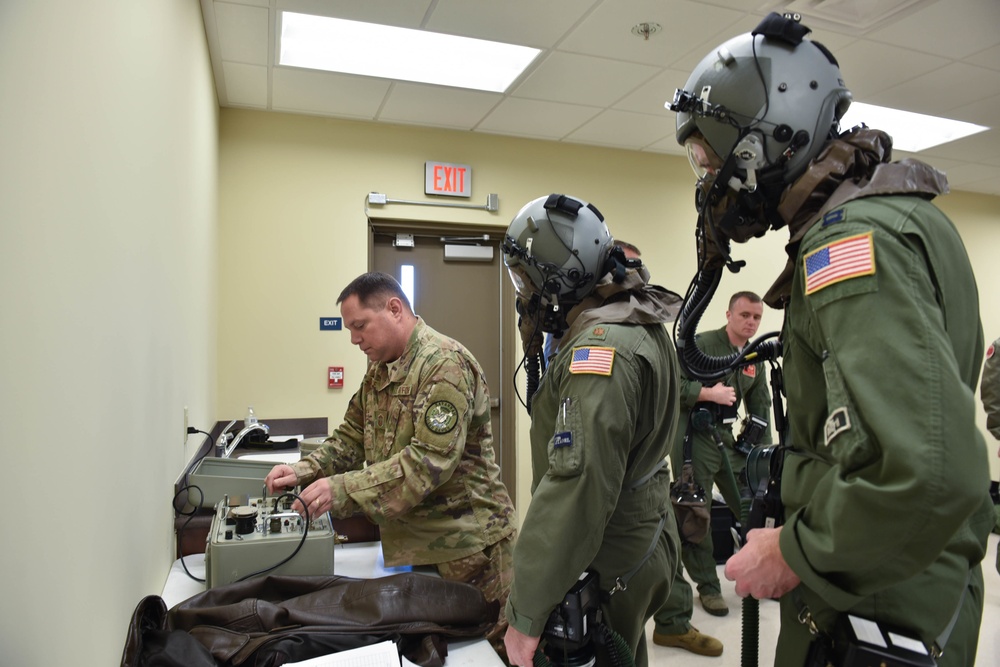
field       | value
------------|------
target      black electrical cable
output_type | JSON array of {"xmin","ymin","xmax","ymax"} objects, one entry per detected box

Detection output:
[
  {"xmin": 182, "ymin": 427, "xmax": 215, "ymax": 490},
  {"xmin": 172, "ymin": 484, "xmax": 206, "ymax": 583},
  {"xmin": 235, "ymin": 491, "xmax": 312, "ymax": 582}
]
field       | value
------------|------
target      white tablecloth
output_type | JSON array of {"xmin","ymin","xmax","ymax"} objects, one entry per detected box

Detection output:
[{"xmin": 162, "ymin": 542, "xmax": 503, "ymax": 667}]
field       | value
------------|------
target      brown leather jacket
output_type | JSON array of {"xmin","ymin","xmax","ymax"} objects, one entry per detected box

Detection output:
[{"xmin": 121, "ymin": 573, "xmax": 497, "ymax": 667}]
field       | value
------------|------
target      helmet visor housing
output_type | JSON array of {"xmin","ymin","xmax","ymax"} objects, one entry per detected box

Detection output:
[
  {"xmin": 672, "ymin": 26, "xmax": 851, "ymax": 186},
  {"xmin": 502, "ymin": 194, "xmax": 613, "ymax": 306}
]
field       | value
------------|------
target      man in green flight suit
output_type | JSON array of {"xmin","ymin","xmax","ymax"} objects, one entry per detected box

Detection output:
[
  {"xmin": 653, "ymin": 291, "xmax": 771, "ymax": 654},
  {"xmin": 500, "ymin": 194, "xmax": 682, "ymax": 667},
  {"xmin": 979, "ymin": 335, "xmax": 1000, "ymax": 571},
  {"xmin": 666, "ymin": 12, "xmax": 994, "ymax": 667},
  {"xmin": 265, "ymin": 271, "xmax": 517, "ymax": 656}
]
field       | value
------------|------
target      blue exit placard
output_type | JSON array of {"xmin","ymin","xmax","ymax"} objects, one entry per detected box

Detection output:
[{"xmin": 320, "ymin": 317, "xmax": 342, "ymax": 331}]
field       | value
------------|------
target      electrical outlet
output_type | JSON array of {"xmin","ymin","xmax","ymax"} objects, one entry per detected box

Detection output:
[{"xmin": 183, "ymin": 406, "xmax": 189, "ymax": 446}]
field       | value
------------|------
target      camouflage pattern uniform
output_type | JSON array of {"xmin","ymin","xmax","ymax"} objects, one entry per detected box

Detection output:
[{"xmin": 289, "ymin": 318, "xmax": 516, "ymax": 650}]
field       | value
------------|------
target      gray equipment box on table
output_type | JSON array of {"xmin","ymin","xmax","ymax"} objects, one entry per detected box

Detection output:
[
  {"xmin": 187, "ymin": 458, "xmax": 279, "ymax": 508},
  {"xmin": 205, "ymin": 494, "xmax": 337, "ymax": 588}
]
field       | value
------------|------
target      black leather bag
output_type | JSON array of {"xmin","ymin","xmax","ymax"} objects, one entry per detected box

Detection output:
[
  {"xmin": 670, "ymin": 418, "xmax": 711, "ymax": 544},
  {"xmin": 121, "ymin": 573, "xmax": 498, "ymax": 667},
  {"xmin": 670, "ymin": 461, "xmax": 711, "ymax": 544}
]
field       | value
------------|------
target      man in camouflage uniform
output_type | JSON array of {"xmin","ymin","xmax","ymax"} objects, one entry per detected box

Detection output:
[{"xmin": 265, "ymin": 271, "xmax": 516, "ymax": 654}]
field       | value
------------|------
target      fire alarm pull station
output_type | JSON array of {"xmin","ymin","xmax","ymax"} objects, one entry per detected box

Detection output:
[{"xmin": 328, "ymin": 367, "xmax": 344, "ymax": 389}]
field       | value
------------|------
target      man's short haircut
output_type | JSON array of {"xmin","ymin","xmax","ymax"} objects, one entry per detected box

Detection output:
[
  {"xmin": 614, "ymin": 239, "xmax": 641, "ymax": 257},
  {"xmin": 337, "ymin": 271, "xmax": 413, "ymax": 312},
  {"xmin": 729, "ymin": 290, "xmax": 762, "ymax": 311}
]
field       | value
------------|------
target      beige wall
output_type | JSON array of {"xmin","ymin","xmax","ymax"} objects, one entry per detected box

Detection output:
[
  {"xmin": 0, "ymin": 1, "xmax": 218, "ymax": 665},
  {"xmin": 218, "ymin": 109, "xmax": 1000, "ymax": 518}
]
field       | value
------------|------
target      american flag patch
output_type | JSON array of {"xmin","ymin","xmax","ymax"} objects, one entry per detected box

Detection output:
[
  {"xmin": 804, "ymin": 233, "xmax": 875, "ymax": 295},
  {"xmin": 569, "ymin": 346, "xmax": 615, "ymax": 375}
]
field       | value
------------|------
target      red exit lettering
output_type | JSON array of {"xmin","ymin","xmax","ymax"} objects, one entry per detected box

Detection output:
[{"xmin": 433, "ymin": 165, "xmax": 466, "ymax": 193}]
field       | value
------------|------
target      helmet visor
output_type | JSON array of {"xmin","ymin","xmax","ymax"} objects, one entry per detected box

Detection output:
[
  {"xmin": 684, "ymin": 132, "xmax": 724, "ymax": 181},
  {"xmin": 506, "ymin": 263, "xmax": 537, "ymax": 300}
]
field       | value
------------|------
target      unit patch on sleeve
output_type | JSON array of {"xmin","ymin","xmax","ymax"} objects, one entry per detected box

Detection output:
[
  {"xmin": 569, "ymin": 346, "xmax": 615, "ymax": 375},
  {"xmin": 823, "ymin": 407, "xmax": 851, "ymax": 447},
  {"xmin": 804, "ymin": 232, "xmax": 875, "ymax": 295},
  {"xmin": 424, "ymin": 401, "xmax": 459, "ymax": 434}
]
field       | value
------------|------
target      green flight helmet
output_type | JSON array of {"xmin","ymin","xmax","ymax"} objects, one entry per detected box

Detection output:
[
  {"xmin": 502, "ymin": 194, "xmax": 614, "ymax": 309},
  {"xmin": 672, "ymin": 13, "xmax": 852, "ymax": 189}
]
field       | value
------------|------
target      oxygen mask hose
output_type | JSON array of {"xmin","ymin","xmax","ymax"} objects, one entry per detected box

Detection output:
[
  {"xmin": 740, "ymin": 493, "xmax": 760, "ymax": 667},
  {"xmin": 674, "ymin": 266, "xmax": 782, "ymax": 383},
  {"xmin": 525, "ymin": 352, "xmax": 541, "ymax": 416}
]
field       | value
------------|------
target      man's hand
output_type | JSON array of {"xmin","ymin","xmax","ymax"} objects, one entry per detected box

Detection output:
[
  {"xmin": 264, "ymin": 464, "xmax": 297, "ymax": 494},
  {"xmin": 724, "ymin": 526, "xmax": 800, "ymax": 599},
  {"xmin": 504, "ymin": 625, "xmax": 541, "ymax": 667},
  {"xmin": 294, "ymin": 478, "xmax": 333, "ymax": 518},
  {"xmin": 702, "ymin": 382, "xmax": 737, "ymax": 406}
]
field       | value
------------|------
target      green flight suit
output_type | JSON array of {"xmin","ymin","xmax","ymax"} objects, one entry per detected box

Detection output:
[
  {"xmin": 980, "ymin": 336, "xmax": 1000, "ymax": 565},
  {"xmin": 980, "ymin": 336, "xmax": 1000, "ymax": 442},
  {"xmin": 776, "ymin": 195, "xmax": 994, "ymax": 667},
  {"xmin": 506, "ymin": 278, "xmax": 682, "ymax": 667},
  {"xmin": 654, "ymin": 326, "xmax": 771, "ymax": 634}
]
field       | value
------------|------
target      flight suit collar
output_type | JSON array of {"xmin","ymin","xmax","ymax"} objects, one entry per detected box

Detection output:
[
  {"xmin": 763, "ymin": 128, "xmax": 948, "ymax": 309},
  {"xmin": 372, "ymin": 317, "xmax": 426, "ymax": 390}
]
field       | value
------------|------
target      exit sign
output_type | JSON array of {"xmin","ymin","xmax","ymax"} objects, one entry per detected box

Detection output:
[{"xmin": 425, "ymin": 161, "xmax": 471, "ymax": 198}]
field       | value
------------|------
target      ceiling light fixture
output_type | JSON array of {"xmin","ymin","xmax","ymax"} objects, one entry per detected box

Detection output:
[
  {"xmin": 840, "ymin": 102, "xmax": 988, "ymax": 152},
  {"xmin": 278, "ymin": 12, "xmax": 541, "ymax": 93}
]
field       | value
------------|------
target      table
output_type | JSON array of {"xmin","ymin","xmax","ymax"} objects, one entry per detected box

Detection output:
[{"xmin": 162, "ymin": 541, "xmax": 503, "ymax": 667}]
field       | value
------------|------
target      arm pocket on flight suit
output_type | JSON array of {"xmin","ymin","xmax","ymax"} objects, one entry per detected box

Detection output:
[
  {"xmin": 382, "ymin": 397, "xmax": 410, "ymax": 459},
  {"xmin": 821, "ymin": 354, "xmax": 878, "ymax": 471},
  {"xmin": 548, "ymin": 396, "xmax": 584, "ymax": 477}
]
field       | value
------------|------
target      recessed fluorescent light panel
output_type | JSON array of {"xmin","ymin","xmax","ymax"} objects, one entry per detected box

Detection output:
[
  {"xmin": 278, "ymin": 12, "xmax": 540, "ymax": 93},
  {"xmin": 840, "ymin": 102, "xmax": 988, "ymax": 152}
]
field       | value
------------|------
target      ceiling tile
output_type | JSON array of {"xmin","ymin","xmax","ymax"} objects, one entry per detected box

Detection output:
[
  {"xmin": 947, "ymin": 92, "xmax": 1000, "ymax": 128},
  {"xmin": 271, "ymin": 67, "xmax": 390, "ymax": 118},
  {"xmin": 964, "ymin": 43, "xmax": 1000, "ymax": 72},
  {"xmin": 867, "ymin": 62, "xmax": 1000, "ymax": 116},
  {"xmin": 561, "ymin": 0, "xmax": 746, "ymax": 66},
  {"xmin": 565, "ymin": 109, "xmax": 674, "ymax": 150},
  {"xmin": 935, "ymin": 162, "xmax": 1000, "ymax": 196},
  {"xmin": 834, "ymin": 39, "xmax": 948, "ymax": 100},
  {"xmin": 477, "ymin": 97, "xmax": 602, "ymax": 140},
  {"xmin": 215, "ymin": 1, "xmax": 269, "ymax": 65},
  {"xmin": 865, "ymin": 0, "xmax": 1000, "ymax": 59},
  {"xmin": 426, "ymin": 0, "xmax": 591, "ymax": 49},
  {"xmin": 221, "ymin": 61, "xmax": 268, "ymax": 107},
  {"xmin": 614, "ymin": 69, "xmax": 694, "ymax": 116},
  {"xmin": 511, "ymin": 52, "xmax": 660, "ymax": 107},
  {"xmin": 379, "ymin": 83, "xmax": 502, "ymax": 130},
  {"xmin": 276, "ymin": 0, "xmax": 432, "ymax": 28}
]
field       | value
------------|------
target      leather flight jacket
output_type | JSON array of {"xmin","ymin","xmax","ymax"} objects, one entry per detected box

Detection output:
[{"xmin": 121, "ymin": 573, "xmax": 498, "ymax": 667}]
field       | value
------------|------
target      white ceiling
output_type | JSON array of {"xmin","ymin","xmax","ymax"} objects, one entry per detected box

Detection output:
[{"xmin": 200, "ymin": 0, "xmax": 1000, "ymax": 197}]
